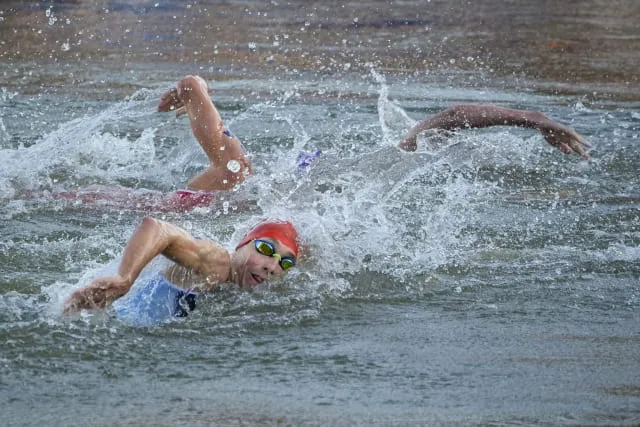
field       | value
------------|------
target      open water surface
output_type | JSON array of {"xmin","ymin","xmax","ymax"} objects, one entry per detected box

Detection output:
[{"xmin": 1, "ymin": 1, "xmax": 639, "ymax": 426}]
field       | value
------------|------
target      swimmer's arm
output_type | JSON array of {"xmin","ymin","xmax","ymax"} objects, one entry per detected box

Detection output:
[
  {"xmin": 158, "ymin": 75, "xmax": 251, "ymax": 191},
  {"xmin": 399, "ymin": 105, "xmax": 590, "ymax": 159},
  {"xmin": 63, "ymin": 217, "xmax": 228, "ymax": 313}
]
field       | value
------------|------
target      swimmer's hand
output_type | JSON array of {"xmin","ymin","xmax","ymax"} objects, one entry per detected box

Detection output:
[
  {"xmin": 399, "ymin": 135, "xmax": 418, "ymax": 152},
  {"xmin": 158, "ymin": 76, "xmax": 211, "ymax": 117},
  {"xmin": 157, "ymin": 88, "xmax": 186, "ymax": 116},
  {"xmin": 536, "ymin": 119, "xmax": 591, "ymax": 159},
  {"xmin": 62, "ymin": 276, "xmax": 131, "ymax": 315}
]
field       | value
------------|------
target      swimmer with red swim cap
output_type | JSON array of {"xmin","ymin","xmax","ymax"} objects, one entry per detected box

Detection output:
[{"xmin": 63, "ymin": 216, "xmax": 300, "ymax": 316}]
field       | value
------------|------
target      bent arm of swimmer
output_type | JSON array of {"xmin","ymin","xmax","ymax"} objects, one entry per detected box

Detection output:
[
  {"xmin": 399, "ymin": 105, "xmax": 590, "ymax": 158},
  {"xmin": 63, "ymin": 217, "xmax": 229, "ymax": 313},
  {"xmin": 159, "ymin": 75, "xmax": 252, "ymax": 191}
]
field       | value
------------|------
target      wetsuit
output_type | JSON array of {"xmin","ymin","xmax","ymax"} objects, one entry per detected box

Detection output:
[{"xmin": 113, "ymin": 273, "xmax": 198, "ymax": 326}]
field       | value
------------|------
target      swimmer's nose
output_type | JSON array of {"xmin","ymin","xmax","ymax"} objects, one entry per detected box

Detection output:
[{"xmin": 264, "ymin": 256, "xmax": 281, "ymax": 275}]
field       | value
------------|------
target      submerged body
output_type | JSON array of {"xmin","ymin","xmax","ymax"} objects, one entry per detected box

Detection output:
[{"xmin": 53, "ymin": 186, "xmax": 218, "ymax": 212}]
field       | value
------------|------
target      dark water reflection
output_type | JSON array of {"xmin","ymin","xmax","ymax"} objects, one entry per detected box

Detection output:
[{"xmin": 2, "ymin": 0, "xmax": 639, "ymax": 99}]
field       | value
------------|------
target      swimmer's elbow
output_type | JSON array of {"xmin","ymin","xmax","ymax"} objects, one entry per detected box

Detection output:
[
  {"xmin": 141, "ymin": 216, "xmax": 159, "ymax": 227},
  {"xmin": 139, "ymin": 216, "xmax": 167, "ymax": 235},
  {"xmin": 223, "ymin": 160, "xmax": 252, "ymax": 189},
  {"xmin": 221, "ymin": 172, "xmax": 248, "ymax": 190}
]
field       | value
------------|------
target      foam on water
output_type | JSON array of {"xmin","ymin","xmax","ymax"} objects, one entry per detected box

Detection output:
[{"xmin": 0, "ymin": 89, "xmax": 178, "ymax": 198}]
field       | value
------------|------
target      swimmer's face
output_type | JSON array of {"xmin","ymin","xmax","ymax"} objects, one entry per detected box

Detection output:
[{"xmin": 233, "ymin": 237, "xmax": 296, "ymax": 290}]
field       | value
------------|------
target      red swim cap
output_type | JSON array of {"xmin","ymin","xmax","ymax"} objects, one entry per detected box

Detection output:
[{"xmin": 236, "ymin": 219, "xmax": 300, "ymax": 257}]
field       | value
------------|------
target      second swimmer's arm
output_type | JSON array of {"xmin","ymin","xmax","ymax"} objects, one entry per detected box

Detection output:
[{"xmin": 399, "ymin": 105, "xmax": 590, "ymax": 158}]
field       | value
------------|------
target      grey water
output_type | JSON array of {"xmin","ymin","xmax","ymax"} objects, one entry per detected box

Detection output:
[{"xmin": 2, "ymin": 2, "xmax": 640, "ymax": 426}]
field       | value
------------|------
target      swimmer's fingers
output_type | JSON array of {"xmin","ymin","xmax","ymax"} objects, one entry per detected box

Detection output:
[
  {"xmin": 62, "ymin": 287, "xmax": 103, "ymax": 314},
  {"xmin": 399, "ymin": 136, "xmax": 418, "ymax": 152},
  {"xmin": 568, "ymin": 138, "xmax": 590, "ymax": 159},
  {"xmin": 561, "ymin": 126, "xmax": 591, "ymax": 159},
  {"xmin": 160, "ymin": 76, "xmax": 212, "ymax": 115},
  {"xmin": 157, "ymin": 88, "xmax": 184, "ymax": 113}
]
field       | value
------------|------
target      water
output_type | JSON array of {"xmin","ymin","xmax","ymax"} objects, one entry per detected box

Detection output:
[{"xmin": 2, "ymin": 1, "xmax": 640, "ymax": 426}]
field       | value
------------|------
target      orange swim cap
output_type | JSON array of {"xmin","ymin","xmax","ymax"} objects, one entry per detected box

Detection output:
[{"xmin": 236, "ymin": 219, "xmax": 300, "ymax": 257}]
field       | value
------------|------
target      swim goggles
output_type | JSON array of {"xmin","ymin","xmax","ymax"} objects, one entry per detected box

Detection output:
[{"xmin": 253, "ymin": 239, "xmax": 296, "ymax": 271}]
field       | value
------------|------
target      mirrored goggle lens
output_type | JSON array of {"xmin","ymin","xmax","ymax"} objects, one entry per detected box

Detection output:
[
  {"xmin": 279, "ymin": 257, "xmax": 296, "ymax": 271},
  {"xmin": 254, "ymin": 240, "xmax": 275, "ymax": 256}
]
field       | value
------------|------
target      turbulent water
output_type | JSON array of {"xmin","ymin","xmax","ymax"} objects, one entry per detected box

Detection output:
[{"xmin": 1, "ymin": 1, "xmax": 640, "ymax": 426}]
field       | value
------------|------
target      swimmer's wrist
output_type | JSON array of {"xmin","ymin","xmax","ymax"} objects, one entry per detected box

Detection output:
[
  {"xmin": 523, "ymin": 111, "xmax": 549, "ymax": 130},
  {"xmin": 117, "ymin": 275, "xmax": 134, "ymax": 293}
]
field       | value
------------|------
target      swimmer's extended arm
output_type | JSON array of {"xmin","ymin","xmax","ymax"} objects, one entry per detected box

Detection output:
[
  {"xmin": 63, "ymin": 217, "xmax": 229, "ymax": 314},
  {"xmin": 399, "ymin": 105, "xmax": 590, "ymax": 159},
  {"xmin": 157, "ymin": 75, "xmax": 252, "ymax": 191}
]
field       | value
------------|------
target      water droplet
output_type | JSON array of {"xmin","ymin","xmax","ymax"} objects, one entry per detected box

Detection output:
[{"xmin": 226, "ymin": 160, "xmax": 241, "ymax": 173}]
